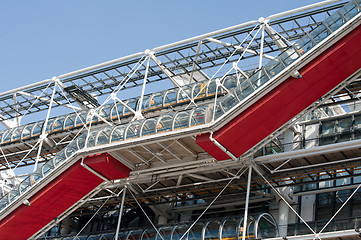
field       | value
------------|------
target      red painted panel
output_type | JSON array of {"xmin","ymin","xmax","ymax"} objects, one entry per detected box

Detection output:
[
  {"xmin": 197, "ymin": 24, "xmax": 361, "ymax": 160},
  {"xmin": 85, "ymin": 153, "xmax": 130, "ymax": 180},
  {"xmin": 0, "ymin": 153, "xmax": 130, "ymax": 240},
  {"xmin": 196, "ymin": 133, "xmax": 230, "ymax": 160}
]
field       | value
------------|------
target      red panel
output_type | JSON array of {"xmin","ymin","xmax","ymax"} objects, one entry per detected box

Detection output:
[
  {"xmin": 197, "ymin": 24, "xmax": 361, "ymax": 160},
  {"xmin": 85, "ymin": 153, "xmax": 130, "ymax": 180},
  {"xmin": 0, "ymin": 153, "xmax": 130, "ymax": 240},
  {"xmin": 196, "ymin": 132, "xmax": 231, "ymax": 160}
]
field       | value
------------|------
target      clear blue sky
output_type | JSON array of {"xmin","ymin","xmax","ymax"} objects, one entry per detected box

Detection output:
[{"xmin": 0, "ymin": 0, "xmax": 326, "ymax": 93}]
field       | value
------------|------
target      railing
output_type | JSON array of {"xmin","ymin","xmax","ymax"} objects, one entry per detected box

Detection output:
[{"xmin": 286, "ymin": 216, "xmax": 361, "ymax": 236}]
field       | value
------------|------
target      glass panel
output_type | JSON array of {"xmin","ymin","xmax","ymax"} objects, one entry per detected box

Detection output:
[
  {"xmin": 21, "ymin": 125, "xmax": 32, "ymax": 139},
  {"xmin": 264, "ymin": 57, "xmax": 284, "ymax": 78},
  {"xmin": 8, "ymin": 188, "xmax": 20, "ymax": 202},
  {"xmin": 210, "ymin": 103, "xmax": 225, "ymax": 121},
  {"xmin": 340, "ymin": 1, "xmax": 360, "ymax": 20},
  {"xmin": 64, "ymin": 140, "xmax": 78, "ymax": 158},
  {"xmin": 156, "ymin": 227, "xmax": 172, "ymax": 240},
  {"xmin": 321, "ymin": 120, "xmax": 336, "ymax": 136},
  {"xmin": 157, "ymin": 114, "xmax": 174, "ymax": 133},
  {"xmin": 223, "ymin": 76, "xmax": 238, "ymax": 90},
  {"xmin": 64, "ymin": 113, "xmax": 76, "ymax": 129},
  {"xmin": 111, "ymin": 102, "xmax": 124, "ymax": 121},
  {"xmin": 325, "ymin": 11, "xmax": 345, "ymax": 32},
  {"xmin": 205, "ymin": 220, "xmax": 220, "ymax": 240},
  {"xmin": 249, "ymin": 68, "xmax": 269, "ymax": 88},
  {"xmin": 140, "ymin": 95, "xmax": 151, "ymax": 111},
  {"xmin": 125, "ymin": 121, "xmax": 142, "ymax": 139},
  {"xmin": 32, "ymin": 171, "xmax": 42, "ymax": 184},
  {"xmin": 111, "ymin": 126, "xmax": 126, "ymax": 143},
  {"xmin": 220, "ymin": 90, "xmax": 240, "ymax": 112},
  {"xmin": 114, "ymin": 231, "xmax": 127, "ymax": 240},
  {"xmin": 141, "ymin": 119, "xmax": 157, "ymax": 136},
  {"xmin": 32, "ymin": 121, "xmax": 44, "ymax": 137},
  {"xmin": 238, "ymin": 80, "xmax": 254, "ymax": 100},
  {"xmin": 142, "ymin": 229, "xmax": 157, "ymax": 240},
  {"xmin": 99, "ymin": 104, "xmax": 112, "ymax": 121},
  {"xmin": 193, "ymin": 82, "xmax": 207, "ymax": 99},
  {"xmin": 188, "ymin": 223, "xmax": 203, "ymax": 240},
  {"xmin": 76, "ymin": 133, "xmax": 88, "ymax": 149},
  {"xmin": 2, "ymin": 129, "xmax": 13, "ymax": 143},
  {"xmin": 279, "ymin": 47, "xmax": 300, "ymax": 66},
  {"xmin": 42, "ymin": 161, "xmax": 54, "ymax": 177},
  {"xmin": 256, "ymin": 214, "xmax": 278, "ymax": 239},
  {"xmin": 75, "ymin": 112, "xmax": 87, "ymax": 127},
  {"xmin": 149, "ymin": 93, "xmax": 164, "ymax": 110},
  {"xmin": 124, "ymin": 99, "xmax": 137, "ymax": 115},
  {"xmin": 190, "ymin": 107, "xmax": 206, "ymax": 126},
  {"xmin": 53, "ymin": 116, "xmax": 65, "ymax": 131},
  {"xmin": 294, "ymin": 34, "xmax": 314, "ymax": 55},
  {"xmin": 128, "ymin": 230, "xmax": 143, "ymax": 240},
  {"xmin": 87, "ymin": 129, "xmax": 100, "ymax": 147},
  {"xmin": 309, "ymin": 24, "xmax": 330, "ymax": 46},
  {"xmin": 177, "ymin": 86, "xmax": 192, "ymax": 103},
  {"xmin": 11, "ymin": 128, "xmax": 22, "ymax": 142},
  {"xmin": 173, "ymin": 112, "xmax": 190, "ymax": 130},
  {"xmin": 96, "ymin": 127, "xmax": 112, "ymax": 145},
  {"xmin": 164, "ymin": 89, "xmax": 177, "ymax": 106},
  {"xmin": 0, "ymin": 195, "xmax": 9, "ymax": 209},
  {"xmin": 46, "ymin": 119, "xmax": 57, "ymax": 133},
  {"xmin": 88, "ymin": 234, "xmax": 102, "ymax": 240},
  {"xmin": 221, "ymin": 219, "xmax": 238, "ymax": 240},
  {"xmin": 207, "ymin": 79, "xmax": 220, "ymax": 96},
  {"xmin": 338, "ymin": 117, "xmax": 353, "ymax": 142},
  {"xmin": 53, "ymin": 150, "xmax": 66, "ymax": 166},
  {"xmin": 19, "ymin": 177, "xmax": 32, "ymax": 194},
  {"xmin": 355, "ymin": 115, "xmax": 361, "ymax": 129},
  {"xmin": 172, "ymin": 225, "xmax": 188, "ymax": 240},
  {"xmin": 247, "ymin": 217, "xmax": 256, "ymax": 240}
]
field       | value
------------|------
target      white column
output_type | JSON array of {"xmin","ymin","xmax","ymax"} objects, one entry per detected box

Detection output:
[{"xmin": 278, "ymin": 194, "xmax": 290, "ymax": 237}]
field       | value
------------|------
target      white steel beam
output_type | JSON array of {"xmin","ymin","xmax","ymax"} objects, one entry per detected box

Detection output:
[
  {"xmin": 206, "ymin": 37, "xmax": 275, "ymax": 60},
  {"xmin": 17, "ymin": 90, "xmax": 81, "ymax": 111}
]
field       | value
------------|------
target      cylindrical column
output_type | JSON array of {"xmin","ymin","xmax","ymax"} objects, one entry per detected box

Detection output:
[
  {"xmin": 278, "ymin": 198, "xmax": 289, "ymax": 237},
  {"xmin": 115, "ymin": 186, "xmax": 127, "ymax": 240},
  {"xmin": 242, "ymin": 165, "xmax": 252, "ymax": 240}
]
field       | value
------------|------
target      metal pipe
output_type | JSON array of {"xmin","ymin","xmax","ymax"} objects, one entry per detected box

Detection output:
[
  {"xmin": 58, "ymin": 52, "xmax": 145, "ymax": 80},
  {"xmin": 255, "ymin": 138, "xmax": 361, "ymax": 164},
  {"xmin": 136, "ymin": 57, "xmax": 150, "ymax": 115},
  {"xmin": 80, "ymin": 158, "xmax": 110, "ymax": 183},
  {"xmin": 272, "ymin": 155, "xmax": 361, "ymax": 174},
  {"xmin": 209, "ymin": 132, "xmax": 238, "ymax": 161},
  {"xmin": 266, "ymin": 0, "xmax": 344, "ymax": 20},
  {"xmin": 294, "ymin": 183, "xmax": 361, "ymax": 196},
  {"xmin": 242, "ymin": 165, "xmax": 252, "ymax": 240},
  {"xmin": 115, "ymin": 186, "xmax": 127, "ymax": 240},
  {"xmin": 258, "ymin": 25, "xmax": 265, "ymax": 70}
]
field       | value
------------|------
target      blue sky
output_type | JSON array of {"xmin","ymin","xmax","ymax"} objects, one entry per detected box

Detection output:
[{"xmin": 0, "ymin": 0, "xmax": 326, "ymax": 93}]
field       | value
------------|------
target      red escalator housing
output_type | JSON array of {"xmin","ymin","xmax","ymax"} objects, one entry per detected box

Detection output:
[
  {"xmin": 197, "ymin": 24, "xmax": 361, "ymax": 160},
  {"xmin": 0, "ymin": 153, "xmax": 130, "ymax": 240}
]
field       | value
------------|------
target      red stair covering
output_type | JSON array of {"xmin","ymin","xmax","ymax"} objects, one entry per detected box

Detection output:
[
  {"xmin": 0, "ymin": 153, "xmax": 129, "ymax": 240},
  {"xmin": 197, "ymin": 24, "xmax": 361, "ymax": 160}
]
